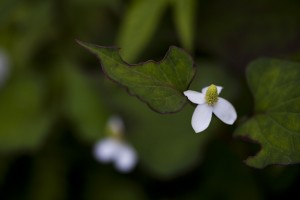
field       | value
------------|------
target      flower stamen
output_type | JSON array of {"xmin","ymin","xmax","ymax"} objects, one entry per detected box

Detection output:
[{"xmin": 205, "ymin": 84, "xmax": 218, "ymax": 105}]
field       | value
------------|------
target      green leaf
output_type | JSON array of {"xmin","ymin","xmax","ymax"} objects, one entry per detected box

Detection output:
[
  {"xmin": 234, "ymin": 58, "xmax": 300, "ymax": 168},
  {"xmin": 172, "ymin": 0, "xmax": 196, "ymax": 51},
  {"xmin": 116, "ymin": 0, "xmax": 168, "ymax": 62},
  {"xmin": 78, "ymin": 41, "xmax": 196, "ymax": 114},
  {"xmin": 0, "ymin": 73, "xmax": 52, "ymax": 152}
]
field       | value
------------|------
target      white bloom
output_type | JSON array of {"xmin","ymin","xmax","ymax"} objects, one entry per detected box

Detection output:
[
  {"xmin": 0, "ymin": 49, "xmax": 9, "ymax": 87},
  {"xmin": 94, "ymin": 138, "xmax": 137, "ymax": 173},
  {"xmin": 184, "ymin": 84, "xmax": 237, "ymax": 133},
  {"xmin": 93, "ymin": 116, "xmax": 137, "ymax": 173}
]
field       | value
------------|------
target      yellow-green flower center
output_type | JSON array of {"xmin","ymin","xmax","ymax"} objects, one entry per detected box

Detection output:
[{"xmin": 205, "ymin": 84, "xmax": 218, "ymax": 106}]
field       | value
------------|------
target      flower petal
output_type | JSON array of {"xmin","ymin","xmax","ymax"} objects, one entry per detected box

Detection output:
[
  {"xmin": 202, "ymin": 85, "xmax": 222, "ymax": 95},
  {"xmin": 183, "ymin": 90, "xmax": 205, "ymax": 105},
  {"xmin": 114, "ymin": 142, "xmax": 137, "ymax": 173},
  {"xmin": 213, "ymin": 97, "xmax": 237, "ymax": 125},
  {"xmin": 93, "ymin": 138, "xmax": 119, "ymax": 163},
  {"xmin": 191, "ymin": 104, "xmax": 213, "ymax": 133}
]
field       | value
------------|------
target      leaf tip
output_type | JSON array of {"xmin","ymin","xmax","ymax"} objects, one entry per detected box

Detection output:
[
  {"xmin": 77, "ymin": 40, "xmax": 118, "ymax": 54},
  {"xmin": 76, "ymin": 40, "xmax": 99, "ymax": 54}
]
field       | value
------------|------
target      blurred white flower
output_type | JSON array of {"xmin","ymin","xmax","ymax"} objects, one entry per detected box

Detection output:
[
  {"xmin": 93, "ymin": 116, "xmax": 137, "ymax": 173},
  {"xmin": 184, "ymin": 84, "xmax": 237, "ymax": 133},
  {"xmin": 94, "ymin": 138, "xmax": 137, "ymax": 173},
  {"xmin": 0, "ymin": 49, "xmax": 9, "ymax": 87}
]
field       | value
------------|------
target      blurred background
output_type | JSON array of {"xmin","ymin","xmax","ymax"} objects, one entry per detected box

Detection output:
[{"xmin": 1, "ymin": 0, "xmax": 300, "ymax": 199}]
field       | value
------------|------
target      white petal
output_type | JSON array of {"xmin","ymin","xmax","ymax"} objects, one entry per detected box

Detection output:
[
  {"xmin": 213, "ymin": 97, "xmax": 237, "ymax": 125},
  {"xmin": 183, "ymin": 90, "xmax": 205, "ymax": 105},
  {"xmin": 201, "ymin": 85, "xmax": 223, "ymax": 95},
  {"xmin": 191, "ymin": 104, "xmax": 213, "ymax": 133},
  {"xmin": 114, "ymin": 143, "xmax": 137, "ymax": 173},
  {"xmin": 93, "ymin": 138, "xmax": 119, "ymax": 163}
]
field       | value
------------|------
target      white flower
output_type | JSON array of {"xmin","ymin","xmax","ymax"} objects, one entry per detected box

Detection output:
[
  {"xmin": 184, "ymin": 84, "xmax": 237, "ymax": 133},
  {"xmin": 93, "ymin": 116, "xmax": 137, "ymax": 173},
  {"xmin": 94, "ymin": 138, "xmax": 137, "ymax": 173},
  {"xmin": 0, "ymin": 49, "xmax": 10, "ymax": 88}
]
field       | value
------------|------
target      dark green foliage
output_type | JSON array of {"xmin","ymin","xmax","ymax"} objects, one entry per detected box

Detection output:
[
  {"xmin": 235, "ymin": 58, "xmax": 300, "ymax": 168},
  {"xmin": 79, "ymin": 42, "xmax": 195, "ymax": 113}
]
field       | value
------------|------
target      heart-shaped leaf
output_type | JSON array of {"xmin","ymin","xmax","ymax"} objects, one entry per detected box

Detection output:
[
  {"xmin": 234, "ymin": 58, "xmax": 300, "ymax": 168},
  {"xmin": 78, "ymin": 41, "xmax": 196, "ymax": 114}
]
